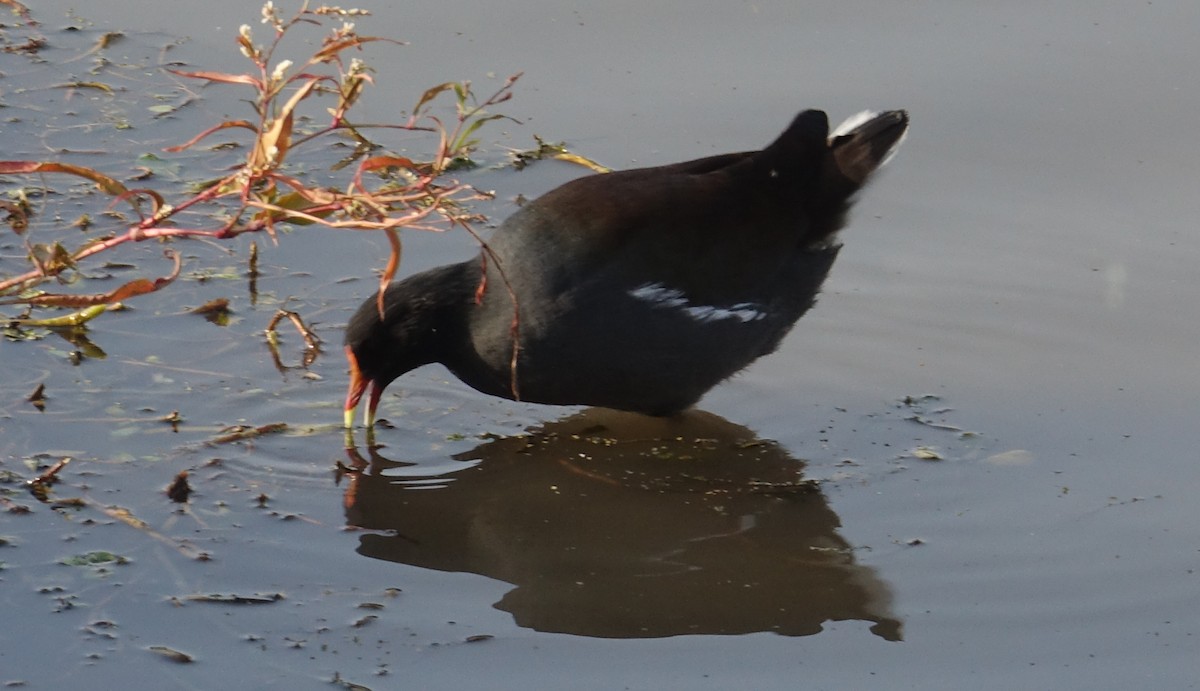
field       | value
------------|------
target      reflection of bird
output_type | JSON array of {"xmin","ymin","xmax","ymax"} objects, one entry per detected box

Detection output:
[
  {"xmin": 346, "ymin": 408, "xmax": 903, "ymax": 640},
  {"xmin": 345, "ymin": 109, "xmax": 908, "ymax": 426}
]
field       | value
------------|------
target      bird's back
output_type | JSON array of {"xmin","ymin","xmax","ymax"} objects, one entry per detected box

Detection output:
[{"xmin": 452, "ymin": 110, "xmax": 907, "ymax": 414}]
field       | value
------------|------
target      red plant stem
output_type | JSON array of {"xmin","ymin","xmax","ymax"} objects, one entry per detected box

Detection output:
[{"xmin": 0, "ymin": 223, "xmax": 251, "ymax": 293}]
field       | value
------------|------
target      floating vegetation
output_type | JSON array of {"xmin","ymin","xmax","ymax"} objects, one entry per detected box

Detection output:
[{"xmin": 59, "ymin": 550, "xmax": 130, "ymax": 567}]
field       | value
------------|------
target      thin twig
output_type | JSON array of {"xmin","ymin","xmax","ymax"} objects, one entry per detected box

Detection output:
[{"xmin": 461, "ymin": 221, "xmax": 522, "ymax": 401}]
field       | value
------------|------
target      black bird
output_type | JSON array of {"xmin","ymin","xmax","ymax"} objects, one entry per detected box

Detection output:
[{"xmin": 344, "ymin": 109, "xmax": 908, "ymax": 428}]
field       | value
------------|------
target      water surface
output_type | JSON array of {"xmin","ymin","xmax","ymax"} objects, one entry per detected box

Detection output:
[{"xmin": 3, "ymin": 1, "xmax": 1198, "ymax": 689}]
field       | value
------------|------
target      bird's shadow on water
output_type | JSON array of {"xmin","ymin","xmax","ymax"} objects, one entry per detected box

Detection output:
[{"xmin": 340, "ymin": 408, "xmax": 902, "ymax": 641}]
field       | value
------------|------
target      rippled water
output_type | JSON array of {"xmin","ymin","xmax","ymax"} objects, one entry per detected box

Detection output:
[{"xmin": 3, "ymin": 1, "xmax": 1199, "ymax": 689}]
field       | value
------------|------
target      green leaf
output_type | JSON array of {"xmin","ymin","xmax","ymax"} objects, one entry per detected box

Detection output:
[{"xmin": 59, "ymin": 551, "xmax": 130, "ymax": 567}]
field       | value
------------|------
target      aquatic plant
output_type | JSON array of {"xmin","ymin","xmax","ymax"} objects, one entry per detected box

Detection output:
[{"xmin": 0, "ymin": 2, "xmax": 519, "ymax": 337}]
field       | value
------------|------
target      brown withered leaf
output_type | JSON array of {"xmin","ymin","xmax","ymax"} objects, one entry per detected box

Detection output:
[
  {"xmin": 190, "ymin": 298, "xmax": 230, "ymax": 317},
  {"xmin": 28, "ymin": 382, "xmax": 46, "ymax": 411},
  {"xmin": 166, "ymin": 471, "xmax": 191, "ymax": 503}
]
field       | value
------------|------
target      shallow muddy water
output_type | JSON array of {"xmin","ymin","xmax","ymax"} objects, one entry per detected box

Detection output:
[{"xmin": 3, "ymin": 1, "xmax": 1199, "ymax": 689}]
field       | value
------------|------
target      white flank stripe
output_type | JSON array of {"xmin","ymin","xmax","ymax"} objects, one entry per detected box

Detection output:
[{"xmin": 629, "ymin": 283, "xmax": 767, "ymax": 323}]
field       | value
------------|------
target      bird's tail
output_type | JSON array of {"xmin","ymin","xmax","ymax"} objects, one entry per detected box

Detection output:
[{"xmin": 827, "ymin": 110, "xmax": 909, "ymax": 186}]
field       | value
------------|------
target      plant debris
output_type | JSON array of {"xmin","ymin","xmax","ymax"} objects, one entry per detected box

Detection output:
[
  {"xmin": 190, "ymin": 298, "xmax": 232, "ymax": 325},
  {"xmin": 26, "ymin": 457, "xmax": 70, "ymax": 501},
  {"xmin": 27, "ymin": 383, "xmax": 46, "ymax": 411},
  {"xmin": 166, "ymin": 471, "xmax": 191, "ymax": 503},
  {"xmin": 209, "ymin": 423, "xmax": 288, "ymax": 445},
  {"xmin": 910, "ymin": 446, "xmax": 943, "ymax": 461},
  {"xmin": 59, "ymin": 550, "xmax": 130, "ymax": 567},
  {"xmin": 181, "ymin": 592, "xmax": 285, "ymax": 605},
  {"xmin": 147, "ymin": 645, "xmax": 194, "ymax": 663}
]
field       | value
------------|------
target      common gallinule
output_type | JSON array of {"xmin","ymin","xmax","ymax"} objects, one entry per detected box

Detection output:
[{"xmin": 345, "ymin": 108, "xmax": 908, "ymax": 428}]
